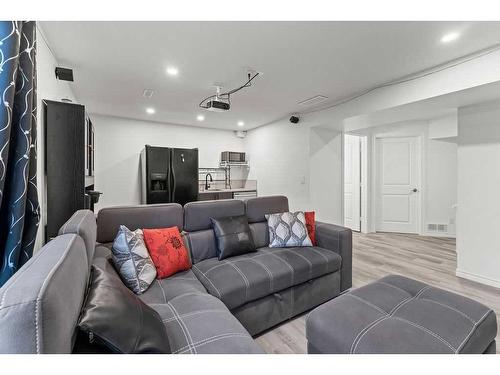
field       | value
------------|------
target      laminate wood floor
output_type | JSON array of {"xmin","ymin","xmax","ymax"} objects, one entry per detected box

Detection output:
[{"xmin": 255, "ymin": 232, "xmax": 500, "ymax": 354}]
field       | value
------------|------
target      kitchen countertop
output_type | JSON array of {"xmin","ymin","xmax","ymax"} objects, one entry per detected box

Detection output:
[{"xmin": 199, "ymin": 188, "xmax": 257, "ymax": 194}]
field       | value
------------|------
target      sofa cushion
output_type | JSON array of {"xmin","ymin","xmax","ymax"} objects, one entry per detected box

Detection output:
[
  {"xmin": 78, "ymin": 257, "xmax": 171, "ymax": 353},
  {"xmin": 211, "ymin": 215, "xmax": 256, "ymax": 260},
  {"xmin": 58, "ymin": 209, "xmax": 97, "ymax": 267},
  {"xmin": 149, "ymin": 292, "xmax": 262, "ymax": 354},
  {"xmin": 245, "ymin": 195, "xmax": 289, "ymax": 223},
  {"xmin": 184, "ymin": 229, "xmax": 218, "ymax": 264},
  {"xmin": 192, "ymin": 246, "xmax": 342, "ymax": 310},
  {"xmin": 306, "ymin": 275, "xmax": 497, "ymax": 354},
  {"xmin": 138, "ymin": 270, "xmax": 207, "ymax": 305},
  {"xmin": 249, "ymin": 222, "xmax": 269, "ymax": 249},
  {"xmin": 184, "ymin": 199, "xmax": 245, "ymax": 232},
  {"xmin": 96, "ymin": 203, "xmax": 183, "ymax": 243},
  {"xmin": 111, "ymin": 226, "xmax": 156, "ymax": 294},
  {"xmin": 0, "ymin": 234, "xmax": 88, "ymax": 354}
]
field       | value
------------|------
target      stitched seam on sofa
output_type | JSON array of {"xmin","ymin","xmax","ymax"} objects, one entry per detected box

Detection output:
[
  {"xmin": 350, "ymin": 285, "xmax": 431, "ymax": 353},
  {"xmin": 60, "ymin": 210, "xmax": 80, "ymax": 234},
  {"xmin": 132, "ymin": 295, "xmax": 145, "ymax": 353},
  {"xmin": 185, "ymin": 233, "xmax": 196, "ymax": 263},
  {"xmin": 0, "ymin": 240, "xmax": 55, "ymax": 309},
  {"xmin": 199, "ymin": 245, "xmax": 328, "ymax": 276},
  {"xmin": 35, "ymin": 235, "xmax": 78, "ymax": 354},
  {"xmin": 246, "ymin": 257, "xmax": 274, "ymax": 292},
  {"xmin": 307, "ymin": 247, "xmax": 330, "ymax": 264},
  {"xmin": 376, "ymin": 281, "xmax": 413, "ymax": 297},
  {"xmin": 0, "ymin": 299, "xmax": 38, "ymax": 311},
  {"xmin": 167, "ymin": 277, "xmax": 197, "ymax": 281},
  {"xmin": 225, "ymin": 261, "xmax": 250, "ymax": 301},
  {"xmin": 162, "ymin": 309, "xmax": 227, "ymax": 323},
  {"xmin": 177, "ymin": 334, "xmax": 254, "ymax": 354},
  {"xmin": 201, "ymin": 248, "xmax": 300, "ymax": 275},
  {"xmin": 346, "ymin": 294, "xmax": 388, "ymax": 315},
  {"xmin": 418, "ymin": 298, "xmax": 476, "ymax": 324},
  {"xmin": 392, "ymin": 316, "xmax": 456, "ymax": 352},
  {"xmin": 192, "ymin": 265, "xmax": 222, "ymax": 299},
  {"xmin": 258, "ymin": 248, "xmax": 295, "ymax": 286},
  {"xmin": 73, "ymin": 211, "xmax": 90, "ymax": 236},
  {"xmin": 175, "ymin": 333, "xmax": 251, "ymax": 354},
  {"xmin": 166, "ymin": 302, "xmax": 196, "ymax": 354},
  {"xmin": 276, "ymin": 248, "xmax": 313, "ymax": 280},
  {"xmin": 455, "ymin": 309, "xmax": 494, "ymax": 353},
  {"xmin": 156, "ymin": 279, "xmax": 168, "ymax": 303},
  {"xmin": 168, "ymin": 291, "xmax": 210, "ymax": 302},
  {"xmin": 202, "ymin": 257, "xmax": 275, "ymax": 293}
]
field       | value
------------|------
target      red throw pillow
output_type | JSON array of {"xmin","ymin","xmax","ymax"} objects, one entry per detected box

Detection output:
[
  {"xmin": 142, "ymin": 227, "xmax": 191, "ymax": 279},
  {"xmin": 304, "ymin": 211, "xmax": 316, "ymax": 246}
]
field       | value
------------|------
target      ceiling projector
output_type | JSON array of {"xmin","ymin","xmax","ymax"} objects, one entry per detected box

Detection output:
[
  {"xmin": 205, "ymin": 97, "xmax": 230, "ymax": 112},
  {"xmin": 199, "ymin": 72, "xmax": 260, "ymax": 112}
]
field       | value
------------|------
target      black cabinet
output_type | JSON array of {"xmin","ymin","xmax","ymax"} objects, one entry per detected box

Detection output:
[{"xmin": 44, "ymin": 100, "xmax": 89, "ymax": 242}]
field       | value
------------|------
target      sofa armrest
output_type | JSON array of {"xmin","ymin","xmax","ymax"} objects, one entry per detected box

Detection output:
[{"xmin": 315, "ymin": 222, "xmax": 352, "ymax": 292}]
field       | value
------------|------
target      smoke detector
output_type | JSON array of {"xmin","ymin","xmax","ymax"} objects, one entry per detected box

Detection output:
[{"xmin": 143, "ymin": 89, "xmax": 154, "ymax": 99}]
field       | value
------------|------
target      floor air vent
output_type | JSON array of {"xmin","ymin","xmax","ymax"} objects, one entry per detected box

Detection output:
[{"xmin": 427, "ymin": 223, "xmax": 448, "ymax": 233}]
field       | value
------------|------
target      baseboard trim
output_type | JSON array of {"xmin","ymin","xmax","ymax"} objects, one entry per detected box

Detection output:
[
  {"xmin": 456, "ymin": 269, "xmax": 500, "ymax": 289},
  {"xmin": 422, "ymin": 231, "xmax": 456, "ymax": 238}
]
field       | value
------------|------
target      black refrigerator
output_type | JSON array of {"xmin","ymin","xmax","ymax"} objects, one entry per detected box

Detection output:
[{"xmin": 141, "ymin": 145, "xmax": 199, "ymax": 206}]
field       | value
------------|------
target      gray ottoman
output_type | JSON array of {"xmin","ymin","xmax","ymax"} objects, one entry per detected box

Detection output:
[{"xmin": 306, "ymin": 275, "xmax": 497, "ymax": 354}]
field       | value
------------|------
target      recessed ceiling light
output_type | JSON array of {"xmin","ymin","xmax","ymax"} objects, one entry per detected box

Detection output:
[
  {"xmin": 197, "ymin": 115, "xmax": 205, "ymax": 121},
  {"xmin": 166, "ymin": 66, "xmax": 179, "ymax": 76},
  {"xmin": 237, "ymin": 121, "xmax": 244, "ymax": 127},
  {"xmin": 441, "ymin": 32, "xmax": 460, "ymax": 44},
  {"xmin": 145, "ymin": 107, "xmax": 155, "ymax": 114}
]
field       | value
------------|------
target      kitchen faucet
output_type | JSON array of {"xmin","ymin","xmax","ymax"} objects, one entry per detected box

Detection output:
[{"xmin": 205, "ymin": 173, "xmax": 213, "ymax": 190}]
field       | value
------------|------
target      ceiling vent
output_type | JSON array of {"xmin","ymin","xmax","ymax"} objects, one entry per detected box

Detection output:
[
  {"xmin": 143, "ymin": 89, "xmax": 154, "ymax": 99},
  {"xmin": 298, "ymin": 95, "xmax": 328, "ymax": 107}
]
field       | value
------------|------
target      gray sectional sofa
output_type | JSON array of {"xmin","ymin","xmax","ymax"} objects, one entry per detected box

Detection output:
[{"xmin": 0, "ymin": 195, "xmax": 352, "ymax": 354}]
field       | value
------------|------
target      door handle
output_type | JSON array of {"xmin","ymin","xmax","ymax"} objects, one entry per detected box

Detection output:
[{"xmin": 411, "ymin": 188, "xmax": 418, "ymax": 193}]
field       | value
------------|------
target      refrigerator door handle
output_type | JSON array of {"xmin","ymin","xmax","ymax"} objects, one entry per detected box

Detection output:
[
  {"xmin": 166, "ymin": 150, "xmax": 171, "ymax": 202},
  {"xmin": 171, "ymin": 150, "xmax": 176, "ymax": 202}
]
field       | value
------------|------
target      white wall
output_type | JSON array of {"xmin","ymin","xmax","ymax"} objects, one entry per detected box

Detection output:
[
  {"xmin": 93, "ymin": 114, "xmax": 245, "ymax": 209},
  {"xmin": 36, "ymin": 26, "xmax": 77, "ymax": 248},
  {"xmin": 456, "ymin": 101, "xmax": 500, "ymax": 288},
  {"xmin": 245, "ymin": 119, "xmax": 343, "ymax": 224},
  {"xmin": 245, "ymin": 119, "xmax": 311, "ymax": 212},
  {"xmin": 428, "ymin": 113, "xmax": 458, "ymax": 139},
  {"xmin": 309, "ymin": 128, "xmax": 343, "ymax": 224}
]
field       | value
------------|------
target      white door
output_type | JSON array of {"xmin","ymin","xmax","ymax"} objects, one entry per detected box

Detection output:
[
  {"xmin": 376, "ymin": 136, "xmax": 420, "ymax": 234},
  {"xmin": 344, "ymin": 134, "xmax": 361, "ymax": 231}
]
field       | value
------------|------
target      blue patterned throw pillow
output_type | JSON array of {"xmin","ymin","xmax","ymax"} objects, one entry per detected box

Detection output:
[
  {"xmin": 112, "ymin": 225, "xmax": 157, "ymax": 294},
  {"xmin": 265, "ymin": 211, "xmax": 313, "ymax": 248}
]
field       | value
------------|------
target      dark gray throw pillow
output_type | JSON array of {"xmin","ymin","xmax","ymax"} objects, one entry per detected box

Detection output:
[
  {"xmin": 210, "ymin": 215, "xmax": 256, "ymax": 260},
  {"xmin": 78, "ymin": 257, "xmax": 171, "ymax": 354}
]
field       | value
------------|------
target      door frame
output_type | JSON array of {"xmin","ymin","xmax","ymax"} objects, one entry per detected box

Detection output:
[
  {"xmin": 370, "ymin": 133, "xmax": 425, "ymax": 235},
  {"xmin": 342, "ymin": 133, "xmax": 369, "ymax": 233}
]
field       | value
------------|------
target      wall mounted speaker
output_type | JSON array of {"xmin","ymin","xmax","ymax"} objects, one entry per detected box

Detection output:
[{"xmin": 55, "ymin": 67, "xmax": 74, "ymax": 82}]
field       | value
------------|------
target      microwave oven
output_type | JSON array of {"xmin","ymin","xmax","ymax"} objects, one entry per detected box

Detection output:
[{"xmin": 221, "ymin": 151, "xmax": 246, "ymax": 163}]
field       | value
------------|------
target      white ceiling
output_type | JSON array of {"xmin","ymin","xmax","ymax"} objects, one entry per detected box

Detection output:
[{"xmin": 40, "ymin": 21, "xmax": 500, "ymax": 131}]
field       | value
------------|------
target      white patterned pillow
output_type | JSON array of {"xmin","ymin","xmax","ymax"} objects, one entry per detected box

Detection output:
[
  {"xmin": 265, "ymin": 211, "xmax": 313, "ymax": 248},
  {"xmin": 111, "ymin": 225, "xmax": 157, "ymax": 294}
]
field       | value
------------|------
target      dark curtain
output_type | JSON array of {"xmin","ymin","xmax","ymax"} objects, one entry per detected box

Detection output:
[{"xmin": 0, "ymin": 21, "xmax": 39, "ymax": 287}]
